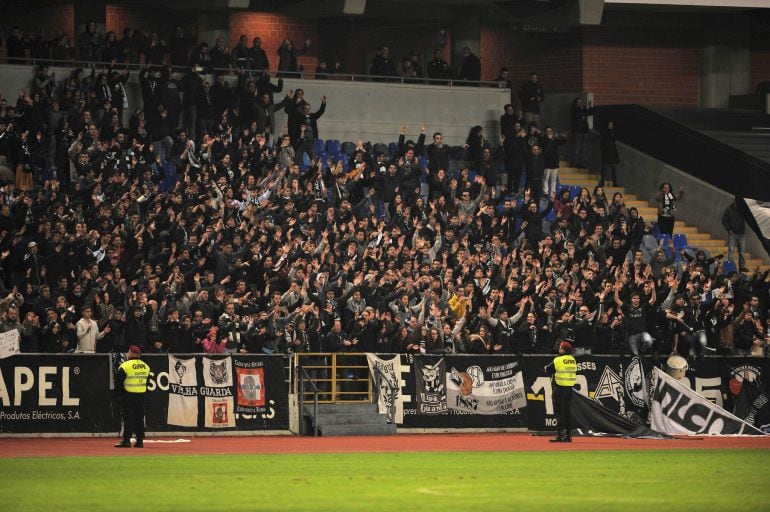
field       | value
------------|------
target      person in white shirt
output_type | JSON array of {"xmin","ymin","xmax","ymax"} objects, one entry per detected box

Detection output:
[{"xmin": 75, "ymin": 306, "xmax": 109, "ymax": 353}]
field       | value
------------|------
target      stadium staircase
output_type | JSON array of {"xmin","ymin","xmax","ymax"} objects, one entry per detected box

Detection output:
[
  {"xmin": 302, "ymin": 403, "xmax": 397, "ymax": 436},
  {"xmin": 556, "ymin": 161, "xmax": 770, "ymax": 271}
]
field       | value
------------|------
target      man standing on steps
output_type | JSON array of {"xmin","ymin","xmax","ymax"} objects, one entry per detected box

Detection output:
[
  {"xmin": 115, "ymin": 345, "xmax": 150, "ymax": 448},
  {"xmin": 722, "ymin": 202, "xmax": 747, "ymax": 272},
  {"xmin": 545, "ymin": 341, "xmax": 577, "ymax": 443},
  {"xmin": 519, "ymin": 72, "xmax": 545, "ymax": 127}
]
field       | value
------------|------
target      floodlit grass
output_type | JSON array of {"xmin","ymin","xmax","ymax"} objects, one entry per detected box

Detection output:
[{"xmin": 2, "ymin": 450, "xmax": 769, "ymax": 511}]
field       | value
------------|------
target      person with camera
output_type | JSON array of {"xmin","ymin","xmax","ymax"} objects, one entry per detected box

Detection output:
[{"xmin": 114, "ymin": 345, "xmax": 150, "ymax": 448}]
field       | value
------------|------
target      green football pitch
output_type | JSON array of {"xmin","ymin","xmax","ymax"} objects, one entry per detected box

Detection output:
[{"xmin": 2, "ymin": 450, "xmax": 768, "ymax": 511}]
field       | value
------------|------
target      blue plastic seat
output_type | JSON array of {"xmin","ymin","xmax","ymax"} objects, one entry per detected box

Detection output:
[
  {"xmin": 673, "ymin": 234, "xmax": 688, "ymax": 252},
  {"xmin": 325, "ymin": 140, "xmax": 341, "ymax": 154},
  {"xmin": 569, "ymin": 186, "xmax": 581, "ymax": 199},
  {"xmin": 388, "ymin": 142, "xmax": 398, "ymax": 157},
  {"xmin": 722, "ymin": 260, "xmax": 738, "ymax": 274},
  {"xmin": 314, "ymin": 139, "xmax": 325, "ymax": 155},
  {"xmin": 302, "ymin": 152, "xmax": 312, "ymax": 167}
]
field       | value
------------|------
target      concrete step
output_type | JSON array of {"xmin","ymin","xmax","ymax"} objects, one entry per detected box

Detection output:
[
  {"xmin": 316, "ymin": 403, "xmax": 378, "ymax": 415},
  {"xmin": 695, "ymin": 239, "xmax": 727, "ymax": 247},
  {"xmin": 313, "ymin": 412, "xmax": 389, "ymax": 427},
  {"xmin": 557, "ymin": 172, "xmax": 596, "ymax": 181},
  {"xmin": 319, "ymin": 423, "xmax": 397, "ymax": 436},
  {"xmin": 554, "ymin": 164, "xmax": 770, "ymax": 267}
]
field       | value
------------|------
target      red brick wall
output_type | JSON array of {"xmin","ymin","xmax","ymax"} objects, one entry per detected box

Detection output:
[
  {"xmin": 106, "ymin": 3, "xmax": 175, "ymax": 39},
  {"xmin": 480, "ymin": 25, "xmax": 582, "ymax": 91},
  {"xmin": 582, "ymin": 27, "xmax": 701, "ymax": 107},
  {"xmin": 752, "ymin": 51, "xmax": 770, "ymax": 92},
  {"xmin": 229, "ymin": 12, "xmax": 319, "ymax": 74},
  {"xmin": 750, "ymin": 31, "xmax": 770, "ymax": 93},
  {"xmin": 46, "ymin": 3, "xmax": 76, "ymax": 44}
]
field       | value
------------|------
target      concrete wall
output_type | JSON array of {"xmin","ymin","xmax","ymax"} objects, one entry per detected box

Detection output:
[
  {"xmin": 616, "ymin": 142, "xmax": 767, "ymax": 262},
  {"xmin": 0, "ymin": 64, "xmax": 509, "ymax": 146}
]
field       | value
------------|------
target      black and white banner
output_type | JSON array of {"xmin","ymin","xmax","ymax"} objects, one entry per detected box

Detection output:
[
  {"xmin": 737, "ymin": 197, "xmax": 770, "ymax": 259},
  {"xmin": 446, "ymin": 356, "xmax": 526, "ymax": 415},
  {"xmin": 651, "ymin": 367, "xmax": 765, "ymax": 435},
  {"xmin": 733, "ymin": 377, "xmax": 770, "ymax": 433},
  {"xmin": 167, "ymin": 356, "xmax": 197, "ymax": 427},
  {"xmin": 201, "ymin": 357, "xmax": 235, "ymax": 428},
  {"xmin": 414, "ymin": 357, "xmax": 447, "ymax": 414},
  {"xmin": 367, "ymin": 354, "xmax": 403, "ymax": 423}
]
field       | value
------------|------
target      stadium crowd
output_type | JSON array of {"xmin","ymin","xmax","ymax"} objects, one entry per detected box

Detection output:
[
  {"xmin": 4, "ymin": 23, "xmax": 493, "ymax": 86},
  {"xmin": 0, "ymin": 22, "xmax": 767, "ymax": 361}
]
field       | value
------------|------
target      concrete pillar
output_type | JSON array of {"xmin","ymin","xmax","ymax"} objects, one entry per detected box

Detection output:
[
  {"xmin": 700, "ymin": 14, "xmax": 751, "ymax": 108},
  {"xmin": 197, "ymin": 11, "xmax": 230, "ymax": 49},
  {"xmin": 451, "ymin": 6, "xmax": 481, "ymax": 70}
]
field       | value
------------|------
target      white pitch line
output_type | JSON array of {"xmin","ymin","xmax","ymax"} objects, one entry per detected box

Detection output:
[
  {"xmin": 138, "ymin": 439, "xmax": 192, "ymax": 444},
  {"xmin": 416, "ymin": 488, "xmax": 445, "ymax": 496}
]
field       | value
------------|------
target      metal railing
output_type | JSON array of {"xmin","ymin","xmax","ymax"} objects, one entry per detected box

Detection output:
[
  {"xmin": 1, "ymin": 56, "xmax": 510, "ymax": 88},
  {"xmin": 595, "ymin": 105, "xmax": 770, "ymax": 201},
  {"xmin": 297, "ymin": 364, "xmax": 320, "ymax": 436},
  {"xmin": 293, "ymin": 352, "xmax": 372, "ymax": 403}
]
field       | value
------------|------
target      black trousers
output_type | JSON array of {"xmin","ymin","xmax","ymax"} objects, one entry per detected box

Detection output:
[
  {"xmin": 120, "ymin": 394, "xmax": 146, "ymax": 443},
  {"xmin": 554, "ymin": 385, "xmax": 573, "ymax": 438},
  {"xmin": 657, "ymin": 215, "xmax": 675, "ymax": 236}
]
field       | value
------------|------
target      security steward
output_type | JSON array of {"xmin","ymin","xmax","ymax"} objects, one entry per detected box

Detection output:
[
  {"xmin": 115, "ymin": 345, "xmax": 150, "ymax": 448},
  {"xmin": 545, "ymin": 341, "xmax": 577, "ymax": 443}
]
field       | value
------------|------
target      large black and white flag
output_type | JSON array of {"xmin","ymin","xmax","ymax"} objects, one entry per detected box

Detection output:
[
  {"xmin": 733, "ymin": 378, "xmax": 770, "ymax": 433},
  {"xmin": 415, "ymin": 357, "xmax": 448, "ymax": 414},
  {"xmin": 736, "ymin": 196, "xmax": 770, "ymax": 260},
  {"xmin": 651, "ymin": 367, "xmax": 765, "ymax": 436},
  {"xmin": 366, "ymin": 354, "xmax": 403, "ymax": 423},
  {"xmin": 167, "ymin": 355, "xmax": 198, "ymax": 427}
]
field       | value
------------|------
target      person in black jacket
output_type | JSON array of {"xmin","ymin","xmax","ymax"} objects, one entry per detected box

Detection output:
[
  {"xmin": 426, "ymin": 132, "xmax": 449, "ymax": 175},
  {"xmin": 456, "ymin": 47, "xmax": 481, "ymax": 86},
  {"xmin": 426, "ymin": 49, "xmax": 451, "ymax": 84},
  {"xmin": 124, "ymin": 306, "xmax": 148, "ymax": 351},
  {"xmin": 524, "ymin": 145, "xmax": 546, "ymax": 202},
  {"xmin": 195, "ymin": 81, "xmax": 214, "ymax": 140},
  {"xmin": 370, "ymin": 46, "xmax": 397, "ymax": 80},
  {"xmin": 163, "ymin": 309, "xmax": 189, "ymax": 353},
  {"xmin": 181, "ymin": 66, "xmax": 203, "ymax": 138},
  {"xmin": 292, "ymin": 98, "xmax": 326, "ymax": 160},
  {"xmin": 570, "ymin": 97, "xmax": 593, "ymax": 168},
  {"xmin": 249, "ymin": 37, "xmax": 270, "ymax": 72},
  {"xmin": 599, "ymin": 121, "xmax": 620, "ymax": 187},
  {"xmin": 521, "ymin": 192, "xmax": 554, "ymax": 245},
  {"xmin": 519, "ymin": 72, "xmax": 545, "ymax": 126}
]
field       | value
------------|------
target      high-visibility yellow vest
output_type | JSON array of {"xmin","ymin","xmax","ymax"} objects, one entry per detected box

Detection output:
[
  {"xmin": 119, "ymin": 359, "xmax": 150, "ymax": 393},
  {"xmin": 553, "ymin": 355, "xmax": 577, "ymax": 387}
]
